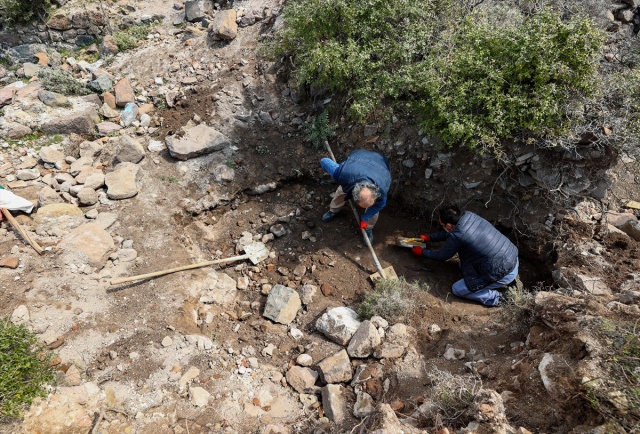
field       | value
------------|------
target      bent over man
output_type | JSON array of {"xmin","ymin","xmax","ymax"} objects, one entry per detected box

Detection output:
[
  {"xmin": 412, "ymin": 205, "xmax": 519, "ymax": 307},
  {"xmin": 320, "ymin": 149, "xmax": 391, "ymax": 243}
]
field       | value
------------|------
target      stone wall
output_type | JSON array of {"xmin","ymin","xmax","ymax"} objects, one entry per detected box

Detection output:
[{"xmin": 0, "ymin": 9, "xmax": 108, "ymax": 49}]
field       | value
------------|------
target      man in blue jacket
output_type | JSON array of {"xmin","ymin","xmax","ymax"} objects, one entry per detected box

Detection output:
[
  {"xmin": 320, "ymin": 150, "xmax": 391, "ymax": 243},
  {"xmin": 411, "ymin": 205, "xmax": 519, "ymax": 307}
]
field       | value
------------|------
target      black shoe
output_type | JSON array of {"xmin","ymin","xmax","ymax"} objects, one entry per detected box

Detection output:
[{"xmin": 322, "ymin": 210, "xmax": 338, "ymax": 222}]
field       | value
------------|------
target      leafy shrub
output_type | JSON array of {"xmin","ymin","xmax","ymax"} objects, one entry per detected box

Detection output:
[
  {"xmin": 37, "ymin": 68, "xmax": 91, "ymax": 96},
  {"xmin": 0, "ymin": 0, "xmax": 52, "ymax": 25},
  {"xmin": 270, "ymin": 0, "xmax": 447, "ymax": 121},
  {"xmin": 358, "ymin": 277, "xmax": 428, "ymax": 322},
  {"xmin": 0, "ymin": 318, "xmax": 56, "ymax": 419},
  {"xmin": 415, "ymin": 9, "xmax": 603, "ymax": 152},
  {"xmin": 304, "ymin": 111, "xmax": 336, "ymax": 149},
  {"xmin": 270, "ymin": 0, "xmax": 604, "ymax": 154},
  {"xmin": 113, "ymin": 24, "xmax": 151, "ymax": 51}
]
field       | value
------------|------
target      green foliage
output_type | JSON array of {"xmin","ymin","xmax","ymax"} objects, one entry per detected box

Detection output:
[
  {"xmin": 0, "ymin": 0, "xmax": 53, "ymax": 25},
  {"xmin": 0, "ymin": 56, "xmax": 13, "ymax": 69},
  {"xmin": 357, "ymin": 277, "xmax": 428, "ymax": 322},
  {"xmin": 271, "ymin": 1, "xmax": 604, "ymax": 154},
  {"xmin": 255, "ymin": 144, "xmax": 270, "ymax": 155},
  {"xmin": 271, "ymin": 0, "xmax": 446, "ymax": 121},
  {"xmin": 303, "ymin": 111, "xmax": 336, "ymax": 149},
  {"xmin": 37, "ymin": 68, "xmax": 91, "ymax": 96},
  {"xmin": 0, "ymin": 318, "xmax": 56, "ymax": 419},
  {"xmin": 113, "ymin": 24, "xmax": 151, "ymax": 51},
  {"xmin": 57, "ymin": 48, "xmax": 72, "ymax": 58},
  {"xmin": 416, "ymin": 10, "xmax": 603, "ymax": 152}
]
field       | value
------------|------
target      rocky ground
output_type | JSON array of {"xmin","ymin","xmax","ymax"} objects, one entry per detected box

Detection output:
[{"xmin": 1, "ymin": 0, "xmax": 640, "ymax": 433}]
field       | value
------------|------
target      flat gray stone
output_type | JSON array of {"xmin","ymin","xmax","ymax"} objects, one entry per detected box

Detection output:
[
  {"xmin": 263, "ymin": 284, "xmax": 301, "ymax": 325},
  {"xmin": 165, "ymin": 124, "xmax": 230, "ymax": 160},
  {"xmin": 105, "ymin": 162, "xmax": 141, "ymax": 200}
]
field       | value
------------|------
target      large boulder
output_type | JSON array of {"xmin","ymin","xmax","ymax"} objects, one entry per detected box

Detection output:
[
  {"xmin": 209, "ymin": 9, "xmax": 238, "ymax": 40},
  {"xmin": 40, "ymin": 108, "xmax": 99, "ymax": 135},
  {"xmin": 58, "ymin": 222, "xmax": 115, "ymax": 269},
  {"xmin": 165, "ymin": 124, "xmax": 230, "ymax": 160}
]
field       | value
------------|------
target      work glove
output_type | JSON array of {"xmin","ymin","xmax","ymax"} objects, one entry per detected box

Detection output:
[
  {"xmin": 420, "ymin": 234, "xmax": 430, "ymax": 242},
  {"xmin": 412, "ymin": 246, "xmax": 424, "ymax": 256},
  {"xmin": 360, "ymin": 220, "xmax": 368, "ymax": 230}
]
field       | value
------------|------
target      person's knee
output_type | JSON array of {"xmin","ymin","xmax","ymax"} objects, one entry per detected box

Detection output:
[{"xmin": 451, "ymin": 280, "xmax": 468, "ymax": 296}]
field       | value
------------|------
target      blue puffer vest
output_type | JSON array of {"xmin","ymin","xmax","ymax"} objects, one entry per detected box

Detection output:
[
  {"xmin": 423, "ymin": 212, "xmax": 518, "ymax": 291},
  {"xmin": 333, "ymin": 150, "xmax": 391, "ymax": 222}
]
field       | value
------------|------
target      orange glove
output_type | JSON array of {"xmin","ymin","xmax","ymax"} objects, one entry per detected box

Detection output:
[
  {"xmin": 360, "ymin": 220, "xmax": 368, "ymax": 230},
  {"xmin": 420, "ymin": 234, "xmax": 430, "ymax": 242},
  {"xmin": 412, "ymin": 246, "xmax": 424, "ymax": 256}
]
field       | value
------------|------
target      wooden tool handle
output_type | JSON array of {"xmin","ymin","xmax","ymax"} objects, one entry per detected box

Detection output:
[
  {"xmin": 1, "ymin": 208, "xmax": 44, "ymax": 255},
  {"xmin": 110, "ymin": 253, "xmax": 249, "ymax": 285}
]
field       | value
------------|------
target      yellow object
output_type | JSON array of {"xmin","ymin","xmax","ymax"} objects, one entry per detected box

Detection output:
[
  {"xmin": 396, "ymin": 237, "xmax": 427, "ymax": 248},
  {"xmin": 625, "ymin": 200, "xmax": 640, "ymax": 210}
]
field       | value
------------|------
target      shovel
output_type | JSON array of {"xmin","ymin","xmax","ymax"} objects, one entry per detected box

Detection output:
[
  {"xmin": 323, "ymin": 141, "xmax": 398, "ymax": 282},
  {"xmin": 110, "ymin": 242, "xmax": 269, "ymax": 285}
]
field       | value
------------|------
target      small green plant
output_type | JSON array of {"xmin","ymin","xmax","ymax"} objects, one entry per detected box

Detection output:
[
  {"xmin": 160, "ymin": 176, "xmax": 178, "ymax": 184},
  {"xmin": 255, "ymin": 144, "xmax": 270, "ymax": 155},
  {"xmin": 0, "ymin": 56, "xmax": 13, "ymax": 69},
  {"xmin": 78, "ymin": 51, "xmax": 99, "ymax": 63},
  {"xmin": 225, "ymin": 161, "xmax": 237, "ymax": 169},
  {"xmin": 0, "ymin": 318, "xmax": 56, "ymax": 419},
  {"xmin": 112, "ymin": 24, "xmax": 152, "ymax": 51},
  {"xmin": 303, "ymin": 111, "xmax": 336, "ymax": 149},
  {"xmin": 57, "ymin": 48, "xmax": 71, "ymax": 58},
  {"xmin": 37, "ymin": 68, "xmax": 91, "ymax": 96},
  {"xmin": 0, "ymin": 0, "xmax": 53, "ymax": 25},
  {"xmin": 357, "ymin": 277, "xmax": 428, "ymax": 322},
  {"xmin": 44, "ymin": 134, "xmax": 63, "ymax": 146}
]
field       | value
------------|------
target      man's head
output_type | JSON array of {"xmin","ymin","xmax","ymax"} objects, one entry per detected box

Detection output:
[
  {"xmin": 438, "ymin": 205, "xmax": 461, "ymax": 232},
  {"xmin": 353, "ymin": 181, "xmax": 379, "ymax": 209}
]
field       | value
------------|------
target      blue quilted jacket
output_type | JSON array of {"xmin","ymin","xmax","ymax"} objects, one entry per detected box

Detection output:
[
  {"xmin": 421, "ymin": 211, "xmax": 518, "ymax": 291},
  {"xmin": 332, "ymin": 150, "xmax": 391, "ymax": 222}
]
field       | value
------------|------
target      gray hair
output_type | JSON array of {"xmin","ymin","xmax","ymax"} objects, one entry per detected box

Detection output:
[{"xmin": 352, "ymin": 181, "xmax": 380, "ymax": 204}]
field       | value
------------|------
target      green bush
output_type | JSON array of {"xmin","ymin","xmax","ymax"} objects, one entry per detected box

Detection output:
[
  {"xmin": 37, "ymin": 68, "xmax": 91, "ymax": 96},
  {"xmin": 415, "ymin": 10, "xmax": 603, "ymax": 152},
  {"xmin": 358, "ymin": 277, "xmax": 428, "ymax": 322},
  {"xmin": 269, "ymin": 0, "xmax": 448, "ymax": 121},
  {"xmin": 113, "ymin": 24, "xmax": 151, "ymax": 51},
  {"xmin": 0, "ymin": 0, "xmax": 52, "ymax": 25},
  {"xmin": 270, "ymin": 1, "xmax": 604, "ymax": 154},
  {"xmin": 0, "ymin": 318, "xmax": 56, "ymax": 419}
]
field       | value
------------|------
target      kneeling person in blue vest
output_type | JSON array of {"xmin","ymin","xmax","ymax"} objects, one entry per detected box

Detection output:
[
  {"xmin": 411, "ymin": 205, "xmax": 519, "ymax": 307},
  {"xmin": 320, "ymin": 150, "xmax": 391, "ymax": 244}
]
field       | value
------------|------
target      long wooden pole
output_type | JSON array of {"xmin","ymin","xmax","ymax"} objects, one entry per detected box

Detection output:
[
  {"xmin": 1, "ymin": 208, "xmax": 44, "ymax": 255},
  {"xmin": 323, "ymin": 141, "xmax": 387, "ymax": 279},
  {"xmin": 110, "ymin": 253, "xmax": 251, "ymax": 285}
]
